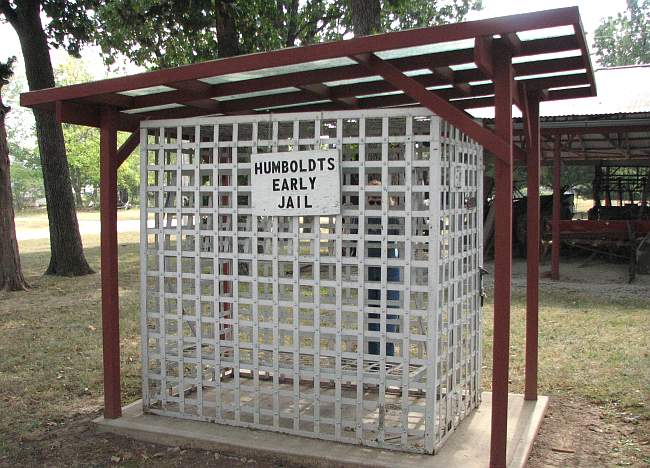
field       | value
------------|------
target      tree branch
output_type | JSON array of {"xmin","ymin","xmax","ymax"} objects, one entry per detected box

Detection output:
[
  {"xmin": 0, "ymin": 0, "xmax": 18, "ymax": 25},
  {"xmin": 296, "ymin": 8, "xmax": 344, "ymax": 43}
]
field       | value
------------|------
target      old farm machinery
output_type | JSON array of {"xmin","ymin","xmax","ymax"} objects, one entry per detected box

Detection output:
[
  {"xmin": 560, "ymin": 162, "xmax": 650, "ymax": 281},
  {"xmin": 484, "ymin": 162, "xmax": 650, "ymax": 282}
]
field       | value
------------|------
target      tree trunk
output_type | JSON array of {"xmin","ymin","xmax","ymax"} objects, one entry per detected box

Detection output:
[
  {"xmin": 285, "ymin": 0, "xmax": 300, "ymax": 47},
  {"xmin": 73, "ymin": 167, "xmax": 83, "ymax": 208},
  {"xmin": 0, "ymin": 88, "xmax": 29, "ymax": 291},
  {"xmin": 9, "ymin": 1, "xmax": 93, "ymax": 276},
  {"xmin": 215, "ymin": 0, "xmax": 240, "ymax": 58},
  {"xmin": 350, "ymin": 0, "xmax": 381, "ymax": 36}
]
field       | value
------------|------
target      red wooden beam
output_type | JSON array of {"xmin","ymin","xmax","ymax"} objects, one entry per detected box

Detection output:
[
  {"xmin": 184, "ymin": 98, "xmax": 222, "ymax": 113},
  {"xmin": 298, "ymin": 83, "xmax": 358, "ymax": 108},
  {"xmin": 514, "ymin": 55, "xmax": 584, "ymax": 78},
  {"xmin": 517, "ymin": 84, "xmax": 533, "ymax": 146},
  {"xmin": 55, "ymin": 100, "xmax": 139, "ymax": 131},
  {"xmin": 99, "ymin": 106, "xmax": 121, "ymax": 419},
  {"xmin": 116, "ymin": 130, "xmax": 140, "ymax": 168},
  {"xmin": 431, "ymin": 66, "xmax": 472, "ymax": 96},
  {"xmin": 519, "ymin": 34, "xmax": 579, "ymax": 56},
  {"xmin": 106, "ymin": 40, "xmax": 584, "ymax": 114},
  {"xmin": 56, "ymin": 100, "xmax": 100, "ymax": 127},
  {"xmin": 139, "ymin": 64, "xmax": 590, "ymax": 124},
  {"xmin": 557, "ymin": 219, "xmax": 650, "ymax": 234},
  {"xmin": 524, "ymin": 92, "xmax": 540, "ymax": 401},
  {"xmin": 551, "ymin": 135, "xmax": 561, "ymax": 280},
  {"xmin": 500, "ymin": 33, "xmax": 523, "ymax": 55},
  {"xmin": 132, "ymin": 50, "xmax": 480, "ymax": 111},
  {"xmin": 22, "ymin": 7, "xmax": 584, "ymax": 108},
  {"xmin": 546, "ymin": 86, "xmax": 592, "ymax": 101},
  {"xmin": 84, "ymin": 92, "xmax": 134, "ymax": 108},
  {"xmin": 169, "ymin": 79, "xmax": 213, "ymax": 94},
  {"xmin": 522, "ymin": 72, "xmax": 590, "ymax": 91},
  {"xmin": 227, "ymin": 63, "xmax": 589, "ymax": 114},
  {"xmin": 351, "ymin": 52, "xmax": 513, "ymax": 164},
  {"xmin": 474, "ymin": 36, "xmax": 494, "ymax": 77},
  {"xmin": 572, "ymin": 21, "xmax": 597, "ymax": 96},
  {"xmin": 469, "ymin": 36, "xmax": 523, "ymax": 111},
  {"xmin": 490, "ymin": 44, "xmax": 514, "ymax": 468},
  {"xmin": 63, "ymin": 53, "xmax": 587, "ymax": 123}
]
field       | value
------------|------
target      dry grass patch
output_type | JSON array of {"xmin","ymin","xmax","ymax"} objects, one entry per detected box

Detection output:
[
  {"xmin": 13, "ymin": 209, "xmax": 142, "ymax": 233},
  {"xmin": 482, "ymin": 288, "xmax": 650, "ymax": 415},
  {"xmin": 1, "ymin": 231, "xmax": 649, "ymax": 464},
  {"xmin": 0, "ymin": 232, "xmax": 141, "ymax": 458}
]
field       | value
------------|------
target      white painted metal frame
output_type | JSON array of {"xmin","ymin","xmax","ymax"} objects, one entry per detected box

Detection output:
[{"xmin": 140, "ymin": 107, "xmax": 483, "ymax": 454}]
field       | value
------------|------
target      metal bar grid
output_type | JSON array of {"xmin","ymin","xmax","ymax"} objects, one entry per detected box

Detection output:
[{"xmin": 140, "ymin": 108, "xmax": 482, "ymax": 454}]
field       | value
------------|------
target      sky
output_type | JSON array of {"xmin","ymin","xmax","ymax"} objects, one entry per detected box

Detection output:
[
  {"xmin": 466, "ymin": 0, "xmax": 627, "ymax": 38},
  {"xmin": 0, "ymin": 0, "xmax": 629, "ymax": 76}
]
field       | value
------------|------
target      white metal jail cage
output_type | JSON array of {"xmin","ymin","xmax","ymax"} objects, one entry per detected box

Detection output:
[{"xmin": 139, "ymin": 108, "xmax": 483, "ymax": 454}]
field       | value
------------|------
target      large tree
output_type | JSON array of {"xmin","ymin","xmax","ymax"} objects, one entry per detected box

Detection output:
[
  {"xmin": 92, "ymin": 0, "xmax": 481, "ymax": 68},
  {"xmin": 593, "ymin": 0, "xmax": 650, "ymax": 67},
  {"xmin": 3, "ymin": 63, "xmax": 43, "ymax": 211},
  {"xmin": 0, "ymin": 57, "xmax": 28, "ymax": 291},
  {"xmin": 0, "ymin": 0, "xmax": 94, "ymax": 276},
  {"xmin": 350, "ymin": 0, "xmax": 382, "ymax": 36}
]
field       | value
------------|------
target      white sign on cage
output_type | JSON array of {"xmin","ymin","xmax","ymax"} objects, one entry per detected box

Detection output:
[{"xmin": 251, "ymin": 149, "xmax": 340, "ymax": 216}]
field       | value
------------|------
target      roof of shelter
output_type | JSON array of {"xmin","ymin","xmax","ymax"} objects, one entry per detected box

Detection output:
[
  {"xmin": 20, "ymin": 7, "xmax": 596, "ymax": 132},
  {"xmin": 539, "ymin": 65, "xmax": 650, "ymax": 117},
  {"xmin": 508, "ymin": 66, "xmax": 650, "ymax": 164}
]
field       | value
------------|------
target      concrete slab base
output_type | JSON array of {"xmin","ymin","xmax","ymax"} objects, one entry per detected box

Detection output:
[{"xmin": 94, "ymin": 392, "xmax": 548, "ymax": 468}]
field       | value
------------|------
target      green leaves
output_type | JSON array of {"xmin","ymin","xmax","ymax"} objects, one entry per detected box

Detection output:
[
  {"xmin": 0, "ymin": 56, "xmax": 16, "ymax": 85},
  {"xmin": 593, "ymin": 0, "xmax": 650, "ymax": 67},
  {"xmin": 91, "ymin": 0, "xmax": 482, "ymax": 69}
]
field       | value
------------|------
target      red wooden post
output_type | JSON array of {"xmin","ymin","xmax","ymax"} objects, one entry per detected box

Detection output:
[
  {"xmin": 100, "ymin": 106, "xmax": 122, "ymax": 418},
  {"xmin": 525, "ymin": 95, "xmax": 540, "ymax": 401},
  {"xmin": 605, "ymin": 166, "xmax": 612, "ymax": 207},
  {"xmin": 490, "ymin": 45, "xmax": 513, "ymax": 468},
  {"xmin": 551, "ymin": 135, "xmax": 561, "ymax": 281}
]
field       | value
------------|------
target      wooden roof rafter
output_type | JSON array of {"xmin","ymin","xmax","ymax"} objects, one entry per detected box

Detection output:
[{"xmin": 22, "ymin": 6, "xmax": 596, "ymax": 150}]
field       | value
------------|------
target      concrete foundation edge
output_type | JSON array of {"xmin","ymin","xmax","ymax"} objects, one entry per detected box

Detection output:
[{"xmin": 94, "ymin": 392, "xmax": 549, "ymax": 468}]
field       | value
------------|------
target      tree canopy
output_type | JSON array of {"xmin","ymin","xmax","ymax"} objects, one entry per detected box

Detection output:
[
  {"xmin": 56, "ymin": 58, "xmax": 140, "ymax": 207},
  {"xmin": 1, "ymin": 0, "xmax": 98, "ymax": 54},
  {"xmin": 593, "ymin": 0, "xmax": 650, "ymax": 67},
  {"xmin": 1, "ymin": 0, "xmax": 96, "ymax": 276},
  {"xmin": 92, "ymin": 0, "xmax": 482, "ymax": 68}
]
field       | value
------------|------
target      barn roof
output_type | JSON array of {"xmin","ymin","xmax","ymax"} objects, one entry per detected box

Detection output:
[{"xmin": 508, "ymin": 66, "xmax": 650, "ymax": 164}]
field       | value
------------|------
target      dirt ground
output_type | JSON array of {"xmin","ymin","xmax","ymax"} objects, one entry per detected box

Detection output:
[
  {"xmin": 3, "ymin": 410, "xmax": 282, "ymax": 467},
  {"xmin": 505, "ymin": 254, "xmax": 650, "ymax": 300},
  {"xmin": 1, "ymin": 231, "xmax": 649, "ymax": 467},
  {"xmin": 529, "ymin": 398, "xmax": 649, "ymax": 468},
  {"xmin": 1, "ymin": 396, "xmax": 646, "ymax": 467}
]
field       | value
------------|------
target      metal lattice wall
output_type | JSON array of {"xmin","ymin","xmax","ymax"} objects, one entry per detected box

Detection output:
[{"xmin": 140, "ymin": 108, "xmax": 483, "ymax": 454}]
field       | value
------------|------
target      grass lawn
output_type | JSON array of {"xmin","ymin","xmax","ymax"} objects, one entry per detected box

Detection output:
[
  {"xmin": 0, "ymin": 228, "xmax": 649, "ymax": 465},
  {"xmin": 13, "ymin": 208, "xmax": 142, "ymax": 232}
]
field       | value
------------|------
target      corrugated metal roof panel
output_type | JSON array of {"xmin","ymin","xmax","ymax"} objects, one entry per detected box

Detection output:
[
  {"xmin": 471, "ymin": 65, "xmax": 650, "ymax": 119},
  {"xmin": 540, "ymin": 65, "xmax": 650, "ymax": 116}
]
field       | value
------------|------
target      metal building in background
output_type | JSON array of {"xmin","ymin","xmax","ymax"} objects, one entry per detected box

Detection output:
[{"xmin": 140, "ymin": 109, "xmax": 483, "ymax": 453}]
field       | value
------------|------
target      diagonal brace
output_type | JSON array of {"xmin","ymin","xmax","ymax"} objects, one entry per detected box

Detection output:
[
  {"xmin": 518, "ymin": 83, "xmax": 534, "ymax": 149},
  {"xmin": 351, "ymin": 53, "xmax": 515, "ymax": 164},
  {"xmin": 116, "ymin": 118, "xmax": 152, "ymax": 168},
  {"xmin": 116, "ymin": 130, "xmax": 139, "ymax": 168}
]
